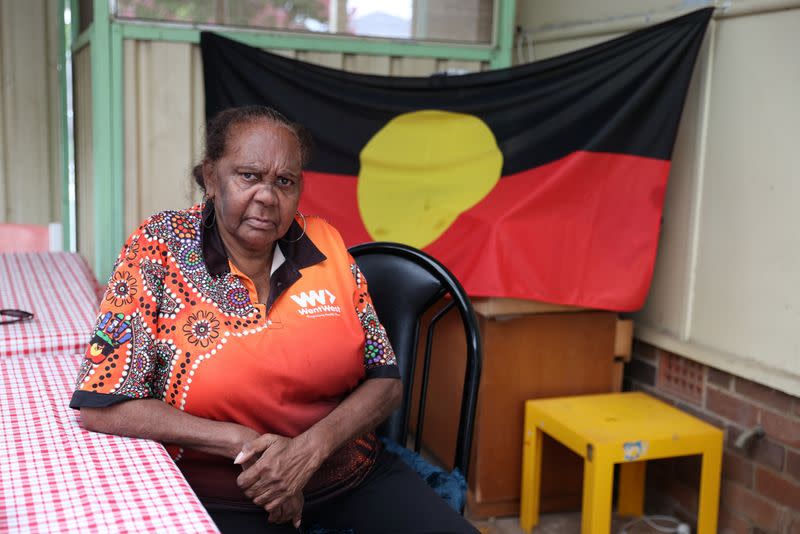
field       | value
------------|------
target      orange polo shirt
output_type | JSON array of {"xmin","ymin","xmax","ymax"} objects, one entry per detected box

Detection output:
[{"xmin": 71, "ymin": 203, "xmax": 398, "ymax": 504}]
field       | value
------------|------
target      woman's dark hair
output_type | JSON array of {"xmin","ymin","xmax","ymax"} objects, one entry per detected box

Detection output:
[{"xmin": 192, "ymin": 105, "xmax": 313, "ymax": 192}]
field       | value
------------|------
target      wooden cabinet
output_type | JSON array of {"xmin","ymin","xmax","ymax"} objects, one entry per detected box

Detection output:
[{"xmin": 410, "ymin": 299, "xmax": 621, "ymax": 518}]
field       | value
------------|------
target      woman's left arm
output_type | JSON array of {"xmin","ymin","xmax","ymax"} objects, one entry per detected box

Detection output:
[
  {"xmin": 235, "ymin": 377, "xmax": 401, "ymax": 513},
  {"xmin": 304, "ymin": 375, "xmax": 402, "ymax": 461}
]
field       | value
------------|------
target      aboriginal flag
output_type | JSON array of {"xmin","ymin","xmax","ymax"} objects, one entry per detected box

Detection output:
[{"xmin": 200, "ymin": 8, "xmax": 712, "ymax": 311}]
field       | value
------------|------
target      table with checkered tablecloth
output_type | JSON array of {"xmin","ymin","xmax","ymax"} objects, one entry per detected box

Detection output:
[
  {"xmin": 0, "ymin": 252, "xmax": 101, "ymax": 358},
  {"xmin": 0, "ymin": 353, "xmax": 220, "ymax": 533}
]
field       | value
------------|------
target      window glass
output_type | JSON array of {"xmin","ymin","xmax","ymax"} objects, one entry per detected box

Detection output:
[{"xmin": 114, "ymin": 0, "xmax": 494, "ymax": 44}]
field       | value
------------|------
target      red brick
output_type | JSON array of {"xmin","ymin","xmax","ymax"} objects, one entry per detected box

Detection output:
[
  {"xmin": 723, "ymin": 451, "xmax": 754, "ymax": 488},
  {"xmin": 752, "ymin": 438, "xmax": 786, "ymax": 472},
  {"xmin": 718, "ymin": 509, "xmax": 750, "ymax": 534},
  {"xmin": 707, "ymin": 387, "xmax": 759, "ymax": 427},
  {"xmin": 790, "ymin": 514, "xmax": 800, "ymax": 534},
  {"xmin": 658, "ymin": 352, "xmax": 704, "ymax": 405},
  {"xmin": 720, "ymin": 481, "xmax": 791, "ymax": 532},
  {"xmin": 708, "ymin": 366, "xmax": 733, "ymax": 389},
  {"xmin": 728, "ymin": 427, "xmax": 787, "ymax": 471},
  {"xmin": 676, "ymin": 402, "xmax": 725, "ymax": 430},
  {"xmin": 735, "ymin": 378, "xmax": 794, "ymax": 412},
  {"xmin": 755, "ymin": 465, "xmax": 800, "ymax": 510},
  {"xmin": 760, "ymin": 410, "xmax": 800, "ymax": 448},
  {"xmin": 787, "ymin": 449, "xmax": 800, "ymax": 482}
]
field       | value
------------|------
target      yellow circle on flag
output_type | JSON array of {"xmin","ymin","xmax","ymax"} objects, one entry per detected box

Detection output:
[{"xmin": 357, "ymin": 110, "xmax": 503, "ymax": 249}]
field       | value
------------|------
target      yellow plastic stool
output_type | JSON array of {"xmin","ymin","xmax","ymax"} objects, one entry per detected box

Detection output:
[{"xmin": 520, "ymin": 392, "xmax": 722, "ymax": 534}]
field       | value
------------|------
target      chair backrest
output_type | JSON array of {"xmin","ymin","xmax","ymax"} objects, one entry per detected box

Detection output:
[
  {"xmin": 0, "ymin": 223, "xmax": 62, "ymax": 252},
  {"xmin": 349, "ymin": 242, "xmax": 482, "ymax": 479}
]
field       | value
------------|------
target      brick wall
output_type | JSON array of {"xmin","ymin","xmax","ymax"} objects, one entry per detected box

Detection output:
[{"xmin": 624, "ymin": 340, "xmax": 800, "ymax": 534}]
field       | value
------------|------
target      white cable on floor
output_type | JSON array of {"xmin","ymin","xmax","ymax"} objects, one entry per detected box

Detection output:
[{"xmin": 619, "ymin": 514, "xmax": 690, "ymax": 534}]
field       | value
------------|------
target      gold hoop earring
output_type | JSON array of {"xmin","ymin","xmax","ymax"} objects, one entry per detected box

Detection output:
[{"xmin": 283, "ymin": 211, "xmax": 307, "ymax": 243}]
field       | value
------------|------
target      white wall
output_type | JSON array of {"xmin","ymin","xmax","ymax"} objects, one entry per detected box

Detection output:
[
  {"xmin": 0, "ymin": 0, "xmax": 63, "ymax": 225},
  {"xmin": 517, "ymin": 1, "xmax": 800, "ymax": 395}
]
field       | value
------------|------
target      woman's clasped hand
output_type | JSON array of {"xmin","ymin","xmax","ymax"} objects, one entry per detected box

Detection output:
[{"xmin": 236, "ymin": 433, "xmax": 323, "ymax": 528}]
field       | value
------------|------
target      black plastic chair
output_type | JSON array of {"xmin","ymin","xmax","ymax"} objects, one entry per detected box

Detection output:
[{"xmin": 349, "ymin": 242, "xmax": 482, "ymax": 481}]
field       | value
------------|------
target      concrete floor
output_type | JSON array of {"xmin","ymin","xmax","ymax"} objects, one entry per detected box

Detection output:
[{"xmin": 470, "ymin": 512, "xmax": 685, "ymax": 534}]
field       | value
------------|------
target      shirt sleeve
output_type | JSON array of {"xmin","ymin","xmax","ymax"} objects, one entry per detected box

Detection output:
[
  {"xmin": 70, "ymin": 222, "xmax": 165, "ymax": 409},
  {"xmin": 349, "ymin": 258, "xmax": 400, "ymax": 380}
]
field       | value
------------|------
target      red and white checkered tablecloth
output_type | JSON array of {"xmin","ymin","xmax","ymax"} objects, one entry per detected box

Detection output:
[
  {"xmin": 0, "ymin": 353, "xmax": 220, "ymax": 533},
  {"xmin": 0, "ymin": 252, "xmax": 101, "ymax": 358}
]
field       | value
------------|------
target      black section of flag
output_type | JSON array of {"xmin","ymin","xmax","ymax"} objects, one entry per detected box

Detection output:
[{"xmin": 201, "ymin": 8, "xmax": 712, "ymax": 177}]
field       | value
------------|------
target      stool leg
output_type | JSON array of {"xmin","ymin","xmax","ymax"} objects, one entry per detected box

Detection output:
[
  {"xmin": 617, "ymin": 461, "xmax": 646, "ymax": 517},
  {"xmin": 582, "ymin": 450, "xmax": 614, "ymax": 534},
  {"xmin": 697, "ymin": 441, "xmax": 723, "ymax": 534},
  {"xmin": 520, "ymin": 409, "xmax": 543, "ymax": 533}
]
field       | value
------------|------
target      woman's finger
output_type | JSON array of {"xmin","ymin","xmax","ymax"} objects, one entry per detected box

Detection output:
[
  {"xmin": 266, "ymin": 494, "xmax": 302, "ymax": 527},
  {"xmin": 291, "ymin": 495, "xmax": 304, "ymax": 529},
  {"xmin": 267, "ymin": 502, "xmax": 288, "ymax": 524},
  {"xmin": 234, "ymin": 433, "xmax": 279, "ymax": 465}
]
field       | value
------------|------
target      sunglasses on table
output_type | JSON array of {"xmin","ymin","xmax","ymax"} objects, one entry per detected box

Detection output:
[{"xmin": 0, "ymin": 309, "xmax": 34, "ymax": 325}]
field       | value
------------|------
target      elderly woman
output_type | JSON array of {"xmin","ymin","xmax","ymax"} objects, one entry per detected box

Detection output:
[{"xmin": 70, "ymin": 106, "xmax": 477, "ymax": 534}]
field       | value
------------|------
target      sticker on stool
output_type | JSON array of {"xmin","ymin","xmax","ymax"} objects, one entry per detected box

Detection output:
[{"xmin": 623, "ymin": 440, "xmax": 648, "ymax": 461}]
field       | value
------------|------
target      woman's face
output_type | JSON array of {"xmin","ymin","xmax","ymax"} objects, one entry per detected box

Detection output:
[{"xmin": 204, "ymin": 120, "xmax": 303, "ymax": 254}]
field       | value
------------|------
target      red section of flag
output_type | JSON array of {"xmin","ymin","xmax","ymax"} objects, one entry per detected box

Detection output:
[
  {"xmin": 300, "ymin": 150, "xmax": 670, "ymax": 311},
  {"xmin": 299, "ymin": 171, "xmax": 373, "ymax": 244}
]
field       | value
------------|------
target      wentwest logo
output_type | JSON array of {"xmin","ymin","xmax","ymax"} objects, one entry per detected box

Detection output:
[{"xmin": 290, "ymin": 289, "xmax": 341, "ymax": 318}]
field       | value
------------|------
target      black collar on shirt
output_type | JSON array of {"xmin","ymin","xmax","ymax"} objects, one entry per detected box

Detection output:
[{"xmin": 200, "ymin": 200, "xmax": 327, "ymax": 311}]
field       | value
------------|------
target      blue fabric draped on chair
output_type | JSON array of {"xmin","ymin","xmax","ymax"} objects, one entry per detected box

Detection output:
[{"xmin": 381, "ymin": 437, "xmax": 468, "ymax": 512}]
